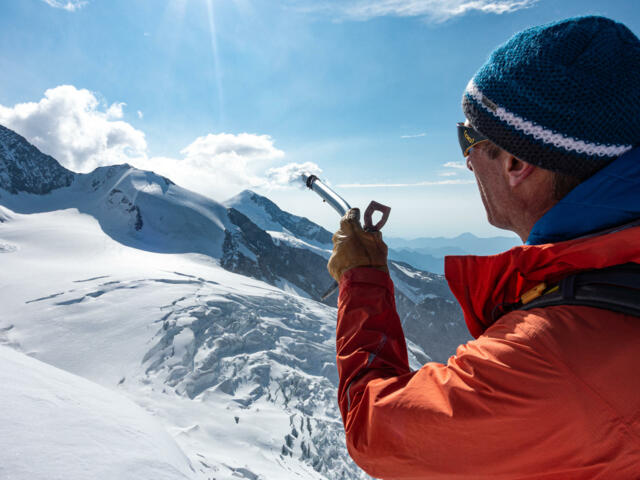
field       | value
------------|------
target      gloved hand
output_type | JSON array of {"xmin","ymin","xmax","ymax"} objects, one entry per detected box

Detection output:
[{"xmin": 327, "ymin": 208, "xmax": 389, "ymax": 282}]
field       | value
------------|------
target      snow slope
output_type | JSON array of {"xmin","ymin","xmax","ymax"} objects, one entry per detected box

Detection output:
[
  {"xmin": 0, "ymin": 346, "xmax": 194, "ymax": 480},
  {"xmin": 0, "ymin": 207, "xmax": 382, "ymax": 479}
]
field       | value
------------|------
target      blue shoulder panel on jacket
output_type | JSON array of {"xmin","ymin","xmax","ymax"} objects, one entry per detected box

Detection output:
[{"xmin": 527, "ymin": 147, "xmax": 640, "ymax": 245}]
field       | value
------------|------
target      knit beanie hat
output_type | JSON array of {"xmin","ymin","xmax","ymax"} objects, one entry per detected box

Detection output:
[{"xmin": 462, "ymin": 16, "xmax": 640, "ymax": 180}]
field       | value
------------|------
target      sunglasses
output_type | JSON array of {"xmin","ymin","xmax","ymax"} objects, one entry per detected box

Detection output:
[{"xmin": 457, "ymin": 122, "xmax": 488, "ymax": 157}]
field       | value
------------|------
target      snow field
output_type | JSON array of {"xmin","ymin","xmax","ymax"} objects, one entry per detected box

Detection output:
[
  {"xmin": 0, "ymin": 207, "xmax": 368, "ymax": 479},
  {"xmin": 0, "ymin": 346, "xmax": 194, "ymax": 480}
]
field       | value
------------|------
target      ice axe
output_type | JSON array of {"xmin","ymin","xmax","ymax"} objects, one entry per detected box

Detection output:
[{"xmin": 301, "ymin": 174, "xmax": 391, "ymax": 300}]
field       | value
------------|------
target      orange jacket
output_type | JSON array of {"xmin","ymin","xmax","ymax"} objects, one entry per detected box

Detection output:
[{"xmin": 336, "ymin": 226, "xmax": 640, "ymax": 479}]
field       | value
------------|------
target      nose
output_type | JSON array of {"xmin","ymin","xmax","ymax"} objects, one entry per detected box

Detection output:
[{"xmin": 466, "ymin": 155, "xmax": 473, "ymax": 172}]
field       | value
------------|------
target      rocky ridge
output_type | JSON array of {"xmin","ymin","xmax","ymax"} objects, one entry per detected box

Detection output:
[{"xmin": 0, "ymin": 124, "xmax": 74, "ymax": 195}]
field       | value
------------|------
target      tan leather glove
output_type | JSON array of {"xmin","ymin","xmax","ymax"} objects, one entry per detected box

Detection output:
[{"xmin": 327, "ymin": 208, "xmax": 389, "ymax": 282}]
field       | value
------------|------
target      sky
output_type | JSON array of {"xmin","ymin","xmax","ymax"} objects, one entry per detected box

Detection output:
[{"xmin": 1, "ymin": 0, "xmax": 638, "ymax": 238}]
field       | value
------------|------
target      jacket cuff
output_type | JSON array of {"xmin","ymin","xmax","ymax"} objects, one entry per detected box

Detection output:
[{"xmin": 339, "ymin": 267, "xmax": 394, "ymax": 292}]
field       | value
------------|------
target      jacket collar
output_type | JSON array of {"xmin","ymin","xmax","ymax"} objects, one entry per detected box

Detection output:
[
  {"xmin": 527, "ymin": 146, "xmax": 640, "ymax": 245},
  {"xmin": 445, "ymin": 224, "xmax": 640, "ymax": 338}
]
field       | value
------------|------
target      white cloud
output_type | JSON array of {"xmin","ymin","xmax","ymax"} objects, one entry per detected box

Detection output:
[
  {"xmin": 137, "ymin": 110, "xmax": 144, "ymax": 119},
  {"xmin": 313, "ymin": 0, "xmax": 537, "ymax": 22},
  {"xmin": 42, "ymin": 0, "xmax": 88, "ymax": 12},
  {"xmin": 0, "ymin": 85, "xmax": 356, "ymax": 200},
  {"xmin": 0, "ymin": 86, "xmax": 299, "ymax": 199},
  {"xmin": 443, "ymin": 161, "xmax": 467, "ymax": 169},
  {"xmin": 181, "ymin": 133, "xmax": 284, "ymax": 162},
  {"xmin": 400, "ymin": 132, "xmax": 426, "ymax": 139},
  {"xmin": 154, "ymin": 133, "xmax": 284, "ymax": 193},
  {"xmin": 133, "ymin": 154, "xmax": 271, "ymax": 200},
  {"xmin": 0, "ymin": 85, "xmax": 146, "ymax": 172},
  {"xmin": 438, "ymin": 171, "xmax": 458, "ymax": 177},
  {"xmin": 124, "ymin": 132, "xmax": 292, "ymax": 199},
  {"xmin": 106, "ymin": 102, "xmax": 125, "ymax": 120},
  {"xmin": 337, "ymin": 179, "xmax": 475, "ymax": 187},
  {"xmin": 266, "ymin": 162, "xmax": 323, "ymax": 187}
]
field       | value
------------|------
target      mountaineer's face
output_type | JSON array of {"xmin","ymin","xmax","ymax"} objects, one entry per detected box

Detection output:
[{"xmin": 466, "ymin": 145, "xmax": 511, "ymax": 230}]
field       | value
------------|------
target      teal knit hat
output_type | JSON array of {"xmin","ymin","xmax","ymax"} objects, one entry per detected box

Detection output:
[{"xmin": 462, "ymin": 16, "xmax": 640, "ymax": 179}]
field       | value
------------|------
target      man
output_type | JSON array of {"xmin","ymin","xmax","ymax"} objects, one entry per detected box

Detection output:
[{"xmin": 328, "ymin": 16, "xmax": 640, "ymax": 479}]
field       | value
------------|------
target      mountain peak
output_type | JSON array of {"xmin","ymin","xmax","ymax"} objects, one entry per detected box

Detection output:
[
  {"xmin": 233, "ymin": 188, "xmax": 258, "ymax": 199},
  {"xmin": 455, "ymin": 232, "xmax": 478, "ymax": 240},
  {"xmin": 0, "ymin": 124, "xmax": 75, "ymax": 194},
  {"xmin": 228, "ymin": 189, "xmax": 274, "ymax": 209},
  {"xmin": 225, "ymin": 189, "xmax": 332, "ymax": 245}
]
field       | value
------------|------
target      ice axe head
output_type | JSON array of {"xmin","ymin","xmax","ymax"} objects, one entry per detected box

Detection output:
[{"xmin": 363, "ymin": 201, "xmax": 391, "ymax": 232}]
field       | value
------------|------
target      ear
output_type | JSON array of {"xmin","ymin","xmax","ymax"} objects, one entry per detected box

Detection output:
[{"xmin": 501, "ymin": 154, "xmax": 536, "ymax": 188}]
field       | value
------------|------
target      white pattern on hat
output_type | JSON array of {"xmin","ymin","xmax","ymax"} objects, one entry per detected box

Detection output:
[{"xmin": 465, "ymin": 81, "xmax": 632, "ymax": 158}]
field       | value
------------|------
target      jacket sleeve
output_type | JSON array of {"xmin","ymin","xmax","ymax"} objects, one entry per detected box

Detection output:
[{"xmin": 336, "ymin": 267, "xmax": 579, "ymax": 480}]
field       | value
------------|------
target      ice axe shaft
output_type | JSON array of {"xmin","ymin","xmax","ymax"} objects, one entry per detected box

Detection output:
[
  {"xmin": 302, "ymin": 174, "xmax": 391, "ymax": 231},
  {"xmin": 303, "ymin": 174, "xmax": 351, "ymax": 216},
  {"xmin": 301, "ymin": 174, "xmax": 391, "ymax": 300}
]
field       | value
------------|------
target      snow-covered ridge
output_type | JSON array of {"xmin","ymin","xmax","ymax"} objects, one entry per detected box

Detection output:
[
  {"xmin": 0, "ymin": 163, "xmax": 233, "ymax": 258},
  {"xmin": 225, "ymin": 189, "xmax": 332, "ymax": 248},
  {"xmin": 269, "ymin": 230, "xmax": 332, "ymax": 258}
]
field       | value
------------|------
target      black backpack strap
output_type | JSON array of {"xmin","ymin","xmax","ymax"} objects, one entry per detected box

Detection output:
[{"xmin": 521, "ymin": 263, "xmax": 640, "ymax": 317}]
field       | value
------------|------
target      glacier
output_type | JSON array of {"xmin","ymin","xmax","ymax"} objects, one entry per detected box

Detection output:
[{"xmin": 0, "ymin": 123, "xmax": 471, "ymax": 479}]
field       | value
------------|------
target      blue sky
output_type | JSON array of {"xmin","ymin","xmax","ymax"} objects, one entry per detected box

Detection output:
[{"xmin": 1, "ymin": 0, "xmax": 638, "ymax": 238}]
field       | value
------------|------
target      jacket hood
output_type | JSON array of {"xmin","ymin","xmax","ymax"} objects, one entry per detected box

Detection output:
[
  {"xmin": 445, "ymin": 225, "xmax": 640, "ymax": 338},
  {"xmin": 527, "ymin": 146, "xmax": 640, "ymax": 245}
]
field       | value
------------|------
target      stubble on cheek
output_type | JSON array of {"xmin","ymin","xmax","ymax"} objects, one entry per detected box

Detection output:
[{"xmin": 474, "ymin": 175, "xmax": 494, "ymax": 225}]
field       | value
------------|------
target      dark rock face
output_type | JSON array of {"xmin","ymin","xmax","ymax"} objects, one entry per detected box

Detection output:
[
  {"xmin": 230, "ymin": 191, "xmax": 333, "ymax": 245},
  {"xmin": 0, "ymin": 124, "xmax": 75, "ymax": 194},
  {"xmin": 222, "ymin": 208, "xmax": 334, "ymax": 300},
  {"xmin": 107, "ymin": 188, "xmax": 144, "ymax": 231}
]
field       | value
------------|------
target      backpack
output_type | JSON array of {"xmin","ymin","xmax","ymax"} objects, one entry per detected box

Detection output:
[{"xmin": 496, "ymin": 263, "xmax": 640, "ymax": 319}]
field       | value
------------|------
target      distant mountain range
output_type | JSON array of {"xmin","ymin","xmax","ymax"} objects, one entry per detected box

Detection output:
[
  {"xmin": 386, "ymin": 232, "xmax": 520, "ymax": 274},
  {"xmin": 0, "ymin": 123, "xmax": 473, "ymax": 479},
  {"xmin": 387, "ymin": 232, "xmax": 520, "ymax": 256}
]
